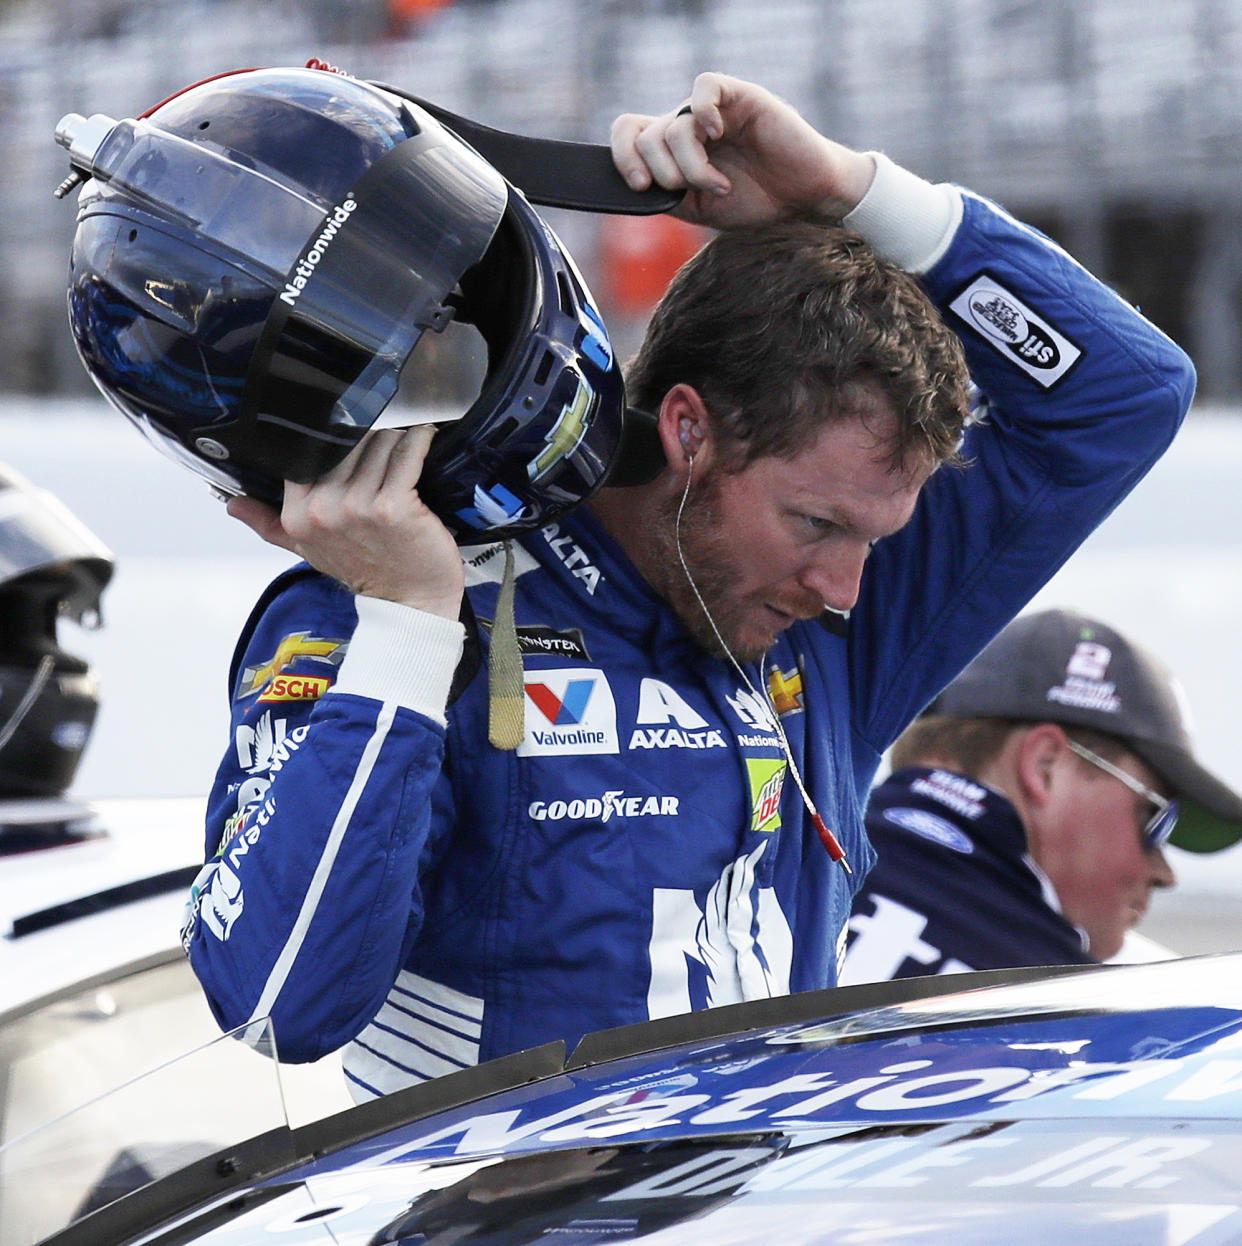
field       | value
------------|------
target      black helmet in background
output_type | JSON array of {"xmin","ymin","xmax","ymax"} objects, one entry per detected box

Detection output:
[
  {"xmin": 0, "ymin": 465, "xmax": 112, "ymax": 798},
  {"xmin": 57, "ymin": 66, "xmax": 626, "ymax": 540}
]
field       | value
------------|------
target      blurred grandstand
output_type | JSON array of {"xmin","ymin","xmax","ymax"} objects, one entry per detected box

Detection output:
[{"xmin": 3, "ymin": 0, "xmax": 1242, "ymax": 398}]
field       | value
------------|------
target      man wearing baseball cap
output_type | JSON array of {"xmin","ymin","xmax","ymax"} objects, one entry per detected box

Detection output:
[{"xmin": 841, "ymin": 607, "xmax": 1242, "ymax": 985}]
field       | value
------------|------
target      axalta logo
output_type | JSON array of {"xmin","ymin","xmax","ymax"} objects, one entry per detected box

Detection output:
[
  {"xmin": 529, "ymin": 791, "xmax": 679, "ymax": 822},
  {"xmin": 280, "ymin": 196, "xmax": 359, "ymax": 305},
  {"xmin": 630, "ymin": 677, "xmax": 726, "ymax": 750},
  {"xmin": 518, "ymin": 668, "xmax": 618, "ymax": 756},
  {"xmin": 258, "ymin": 674, "xmax": 331, "ymax": 703},
  {"xmin": 949, "ymin": 273, "xmax": 1082, "ymax": 388},
  {"xmin": 542, "ymin": 523, "xmax": 603, "ymax": 595}
]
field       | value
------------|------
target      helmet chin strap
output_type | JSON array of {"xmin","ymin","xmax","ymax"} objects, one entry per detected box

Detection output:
[
  {"xmin": 487, "ymin": 542, "xmax": 526, "ymax": 751},
  {"xmin": 673, "ymin": 468, "xmax": 852, "ymax": 874},
  {"xmin": 368, "ymin": 82, "xmax": 684, "ymax": 216}
]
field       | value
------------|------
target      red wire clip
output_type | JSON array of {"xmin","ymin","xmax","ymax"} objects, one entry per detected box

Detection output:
[{"xmin": 812, "ymin": 812, "xmax": 852, "ymax": 875}]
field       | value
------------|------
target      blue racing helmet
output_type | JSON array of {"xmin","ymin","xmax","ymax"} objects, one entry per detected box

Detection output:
[{"xmin": 56, "ymin": 67, "xmax": 626, "ymax": 540}]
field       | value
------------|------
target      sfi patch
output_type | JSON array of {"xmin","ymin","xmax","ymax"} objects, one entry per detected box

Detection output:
[{"xmin": 949, "ymin": 272, "xmax": 1082, "ymax": 388}]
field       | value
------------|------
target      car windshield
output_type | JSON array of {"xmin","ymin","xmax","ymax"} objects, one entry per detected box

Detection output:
[{"xmin": 0, "ymin": 961, "xmax": 298, "ymax": 1246}]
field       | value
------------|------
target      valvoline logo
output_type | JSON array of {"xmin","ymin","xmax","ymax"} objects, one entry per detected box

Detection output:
[
  {"xmin": 518, "ymin": 669, "xmax": 619, "ymax": 757},
  {"xmin": 527, "ymin": 678, "xmax": 595, "ymax": 725}
]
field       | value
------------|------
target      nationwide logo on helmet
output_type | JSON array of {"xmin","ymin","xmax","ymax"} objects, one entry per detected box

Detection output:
[
  {"xmin": 280, "ymin": 195, "xmax": 359, "ymax": 306},
  {"xmin": 238, "ymin": 631, "xmax": 347, "ymax": 700}
]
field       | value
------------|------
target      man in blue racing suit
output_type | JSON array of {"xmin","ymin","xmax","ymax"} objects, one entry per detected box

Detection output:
[{"xmin": 184, "ymin": 73, "xmax": 1194, "ymax": 1101}]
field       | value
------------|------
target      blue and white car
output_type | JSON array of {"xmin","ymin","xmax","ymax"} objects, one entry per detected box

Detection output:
[{"xmin": 6, "ymin": 946, "xmax": 1242, "ymax": 1245}]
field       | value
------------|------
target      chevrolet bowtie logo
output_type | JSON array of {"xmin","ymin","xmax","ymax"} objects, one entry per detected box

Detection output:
[
  {"xmin": 767, "ymin": 665, "xmax": 804, "ymax": 716},
  {"xmin": 239, "ymin": 631, "xmax": 345, "ymax": 699}
]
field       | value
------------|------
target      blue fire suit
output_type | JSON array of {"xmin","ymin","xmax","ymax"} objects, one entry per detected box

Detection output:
[{"xmin": 184, "ymin": 164, "xmax": 1194, "ymax": 1101}]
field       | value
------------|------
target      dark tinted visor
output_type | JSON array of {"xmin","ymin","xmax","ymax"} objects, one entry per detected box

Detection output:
[
  {"xmin": 237, "ymin": 126, "xmax": 508, "ymax": 483},
  {"xmin": 82, "ymin": 107, "xmax": 508, "ymax": 488}
]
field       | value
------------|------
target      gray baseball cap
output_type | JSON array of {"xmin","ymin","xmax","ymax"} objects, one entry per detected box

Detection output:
[{"xmin": 927, "ymin": 608, "xmax": 1242, "ymax": 853}]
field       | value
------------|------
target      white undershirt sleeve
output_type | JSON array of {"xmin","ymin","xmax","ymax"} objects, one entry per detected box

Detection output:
[
  {"xmin": 329, "ymin": 595, "xmax": 465, "ymax": 726},
  {"xmin": 843, "ymin": 152, "xmax": 963, "ymax": 275}
]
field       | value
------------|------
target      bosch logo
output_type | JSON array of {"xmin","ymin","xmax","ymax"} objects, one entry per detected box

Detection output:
[{"xmin": 258, "ymin": 674, "xmax": 331, "ymax": 703}]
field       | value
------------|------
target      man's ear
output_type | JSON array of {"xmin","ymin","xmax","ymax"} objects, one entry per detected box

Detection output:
[
  {"xmin": 1014, "ymin": 722, "xmax": 1070, "ymax": 809},
  {"xmin": 656, "ymin": 384, "xmax": 713, "ymax": 475}
]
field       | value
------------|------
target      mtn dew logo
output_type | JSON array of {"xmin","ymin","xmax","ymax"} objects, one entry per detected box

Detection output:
[{"xmin": 747, "ymin": 758, "xmax": 786, "ymax": 832}]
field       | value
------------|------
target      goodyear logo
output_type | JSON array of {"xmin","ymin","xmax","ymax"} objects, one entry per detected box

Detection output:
[
  {"xmin": 258, "ymin": 674, "xmax": 331, "ymax": 703},
  {"xmin": 747, "ymin": 757, "xmax": 786, "ymax": 833}
]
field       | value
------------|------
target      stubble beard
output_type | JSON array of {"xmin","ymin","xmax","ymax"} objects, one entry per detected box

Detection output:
[{"xmin": 647, "ymin": 473, "xmax": 774, "ymax": 664}]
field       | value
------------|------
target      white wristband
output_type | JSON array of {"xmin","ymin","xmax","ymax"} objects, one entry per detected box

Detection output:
[
  {"xmin": 329, "ymin": 596, "xmax": 465, "ymax": 726},
  {"xmin": 843, "ymin": 151, "xmax": 962, "ymax": 275}
]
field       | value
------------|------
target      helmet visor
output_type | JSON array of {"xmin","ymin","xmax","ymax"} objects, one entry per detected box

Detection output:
[
  {"xmin": 237, "ymin": 125, "xmax": 509, "ymax": 486},
  {"xmin": 77, "ymin": 106, "xmax": 508, "ymax": 494}
]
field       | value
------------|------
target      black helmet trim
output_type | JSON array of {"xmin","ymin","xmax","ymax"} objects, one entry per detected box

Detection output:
[
  {"xmin": 369, "ymin": 80, "xmax": 686, "ymax": 217},
  {"xmin": 416, "ymin": 187, "xmax": 625, "ymax": 538}
]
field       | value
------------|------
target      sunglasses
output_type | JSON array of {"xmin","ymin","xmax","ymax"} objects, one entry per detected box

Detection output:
[{"xmin": 1065, "ymin": 739, "xmax": 1179, "ymax": 851}]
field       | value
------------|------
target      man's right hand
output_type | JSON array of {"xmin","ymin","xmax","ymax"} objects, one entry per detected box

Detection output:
[
  {"xmin": 227, "ymin": 425, "xmax": 465, "ymax": 620},
  {"xmin": 610, "ymin": 72, "xmax": 876, "ymax": 230}
]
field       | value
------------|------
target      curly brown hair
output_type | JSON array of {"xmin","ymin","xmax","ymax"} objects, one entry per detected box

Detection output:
[{"xmin": 625, "ymin": 220, "xmax": 971, "ymax": 472}]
